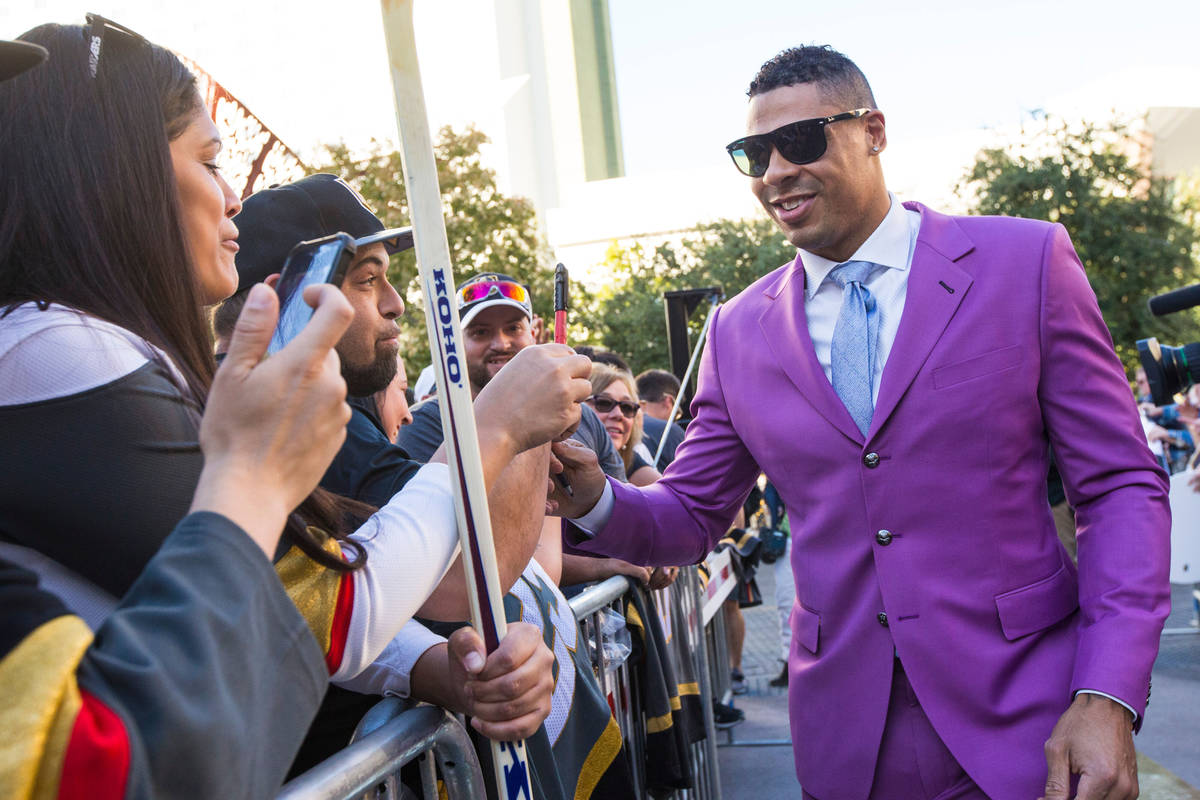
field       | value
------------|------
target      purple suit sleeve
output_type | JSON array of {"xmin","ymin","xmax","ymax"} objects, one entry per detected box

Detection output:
[
  {"xmin": 1037, "ymin": 223, "xmax": 1171, "ymax": 720},
  {"xmin": 577, "ymin": 304, "xmax": 762, "ymax": 566}
]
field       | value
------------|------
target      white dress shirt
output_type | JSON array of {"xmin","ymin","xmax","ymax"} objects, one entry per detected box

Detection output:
[{"xmin": 801, "ymin": 194, "xmax": 920, "ymax": 402}]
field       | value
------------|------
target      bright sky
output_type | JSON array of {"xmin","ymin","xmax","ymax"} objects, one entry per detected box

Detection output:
[
  {"xmin": 6, "ymin": 0, "xmax": 1200, "ymax": 210},
  {"xmin": 608, "ymin": 0, "xmax": 1200, "ymax": 176}
]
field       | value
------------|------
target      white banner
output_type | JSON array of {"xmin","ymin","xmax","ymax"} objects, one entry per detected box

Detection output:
[
  {"xmin": 701, "ymin": 548, "xmax": 737, "ymax": 626},
  {"xmin": 1169, "ymin": 471, "xmax": 1200, "ymax": 585}
]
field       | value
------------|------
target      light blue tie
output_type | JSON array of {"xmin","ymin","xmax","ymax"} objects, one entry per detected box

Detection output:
[{"xmin": 829, "ymin": 260, "xmax": 880, "ymax": 435}]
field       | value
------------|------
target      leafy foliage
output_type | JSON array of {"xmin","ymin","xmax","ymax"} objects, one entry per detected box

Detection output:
[
  {"xmin": 315, "ymin": 126, "xmax": 552, "ymax": 369},
  {"xmin": 575, "ymin": 216, "xmax": 794, "ymax": 375},
  {"xmin": 958, "ymin": 115, "xmax": 1200, "ymax": 372}
]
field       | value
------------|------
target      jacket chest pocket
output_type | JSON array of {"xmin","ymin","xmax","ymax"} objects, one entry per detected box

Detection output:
[{"xmin": 932, "ymin": 345, "xmax": 1022, "ymax": 389}]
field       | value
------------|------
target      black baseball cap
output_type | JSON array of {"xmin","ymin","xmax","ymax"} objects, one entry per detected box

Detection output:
[
  {"xmin": 0, "ymin": 40, "xmax": 48, "ymax": 82},
  {"xmin": 234, "ymin": 173, "xmax": 413, "ymax": 291}
]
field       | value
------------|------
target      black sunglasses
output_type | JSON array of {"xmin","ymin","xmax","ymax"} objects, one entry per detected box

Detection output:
[
  {"xmin": 85, "ymin": 13, "xmax": 146, "ymax": 78},
  {"xmin": 725, "ymin": 108, "xmax": 872, "ymax": 178},
  {"xmin": 587, "ymin": 395, "xmax": 639, "ymax": 419}
]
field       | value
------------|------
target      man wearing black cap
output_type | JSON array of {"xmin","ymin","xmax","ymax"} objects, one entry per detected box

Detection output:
[{"xmin": 225, "ymin": 173, "xmax": 588, "ymax": 771}]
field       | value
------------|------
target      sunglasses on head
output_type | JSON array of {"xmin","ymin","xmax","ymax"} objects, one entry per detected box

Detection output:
[
  {"xmin": 85, "ymin": 13, "xmax": 146, "ymax": 79},
  {"xmin": 725, "ymin": 108, "xmax": 872, "ymax": 178},
  {"xmin": 587, "ymin": 395, "xmax": 639, "ymax": 419},
  {"xmin": 458, "ymin": 279, "xmax": 530, "ymax": 307}
]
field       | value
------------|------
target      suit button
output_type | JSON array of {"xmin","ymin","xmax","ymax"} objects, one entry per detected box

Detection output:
[
  {"xmin": 876, "ymin": 530, "xmax": 893, "ymax": 546},
  {"xmin": 877, "ymin": 612, "xmax": 889, "ymax": 627},
  {"xmin": 863, "ymin": 452, "xmax": 880, "ymax": 468}
]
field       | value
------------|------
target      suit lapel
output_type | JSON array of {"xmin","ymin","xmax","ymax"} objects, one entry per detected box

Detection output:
[
  {"xmin": 758, "ymin": 258, "xmax": 864, "ymax": 445},
  {"xmin": 868, "ymin": 205, "xmax": 975, "ymax": 439}
]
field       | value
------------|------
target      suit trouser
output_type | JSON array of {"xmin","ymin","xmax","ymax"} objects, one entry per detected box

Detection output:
[{"xmin": 802, "ymin": 660, "xmax": 988, "ymax": 800}]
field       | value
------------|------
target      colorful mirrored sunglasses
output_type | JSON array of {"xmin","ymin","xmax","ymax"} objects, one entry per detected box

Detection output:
[{"xmin": 457, "ymin": 279, "xmax": 530, "ymax": 307}]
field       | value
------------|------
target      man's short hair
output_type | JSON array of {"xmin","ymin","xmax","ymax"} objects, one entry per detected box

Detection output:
[
  {"xmin": 636, "ymin": 369, "xmax": 681, "ymax": 403},
  {"xmin": 747, "ymin": 45, "xmax": 876, "ymax": 110}
]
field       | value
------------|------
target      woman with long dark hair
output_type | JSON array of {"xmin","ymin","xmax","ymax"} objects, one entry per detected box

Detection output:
[{"xmin": 0, "ymin": 18, "xmax": 585, "ymax": 690}]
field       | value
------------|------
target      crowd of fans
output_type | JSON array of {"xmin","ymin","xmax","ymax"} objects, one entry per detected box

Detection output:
[
  {"xmin": 6, "ymin": 18, "xmax": 1189, "ymax": 800},
  {"xmin": 1136, "ymin": 367, "xmax": 1200, "ymax": 476},
  {"xmin": 0, "ymin": 19, "xmax": 752, "ymax": 800}
]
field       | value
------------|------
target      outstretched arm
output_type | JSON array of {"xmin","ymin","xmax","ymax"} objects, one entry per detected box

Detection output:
[{"xmin": 550, "ymin": 305, "xmax": 761, "ymax": 566}]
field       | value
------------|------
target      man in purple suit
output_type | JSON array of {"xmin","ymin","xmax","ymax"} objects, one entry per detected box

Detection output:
[{"xmin": 550, "ymin": 46, "xmax": 1170, "ymax": 800}]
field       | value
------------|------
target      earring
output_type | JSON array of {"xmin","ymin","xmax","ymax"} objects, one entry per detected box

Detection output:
[{"xmin": 872, "ymin": 146, "xmax": 880, "ymax": 152}]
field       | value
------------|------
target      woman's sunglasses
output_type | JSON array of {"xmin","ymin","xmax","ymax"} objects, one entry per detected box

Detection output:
[
  {"xmin": 725, "ymin": 108, "xmax": 871, "ymax": 178},
  {"xmin": 587, "ymin": 395, "xmax": 639, "ymax": 419},
  {"xmin": 85, "ymin": 13, "xmax": 146, "ymax": 79}
]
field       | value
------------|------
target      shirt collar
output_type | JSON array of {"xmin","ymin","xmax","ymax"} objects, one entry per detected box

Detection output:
[{"xmin": 801, "ymin": 194, "xmax": 912, "ymax": 300}]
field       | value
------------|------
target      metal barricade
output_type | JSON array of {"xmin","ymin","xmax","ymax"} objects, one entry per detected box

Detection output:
[
  {"xmin": 568, "ymin": 575, "xmax": 645, "ymax": 797},
  {"xmin": 283, "ymin": 563, "xmax": 733, "ymax": 800},
  {"xmin": 568, "ymin": 569, "xmax": 724, "ymax": 800},
  {"xmin": 276, "ymin": 704, "xmax": 483, "ymax": 800}
]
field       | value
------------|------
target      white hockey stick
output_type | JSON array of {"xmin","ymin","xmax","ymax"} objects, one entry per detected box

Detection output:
[{"xmin": 378, "ymin": 3, "xmax": 532, "ymax": 798}]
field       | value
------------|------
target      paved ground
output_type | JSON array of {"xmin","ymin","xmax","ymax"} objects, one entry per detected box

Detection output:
[{"xmin": 717, "ymin": 567, "xmax": 1200, "ymax": 799}]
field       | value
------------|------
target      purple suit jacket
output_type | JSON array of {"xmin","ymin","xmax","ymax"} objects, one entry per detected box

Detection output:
[{"xmin": 579, "ymin": 204, "xmax": 1170, "ymax": 800}]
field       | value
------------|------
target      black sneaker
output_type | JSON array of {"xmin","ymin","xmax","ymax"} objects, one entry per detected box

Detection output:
[
  {"xmin": 713, "ymin": 700, "xmax": 745, "ymax": 729},
  {"xmin": 731, "ymin": 668, "xmax": 748, "ymax": 695},
  {"xmin": 768, "ymin": 664, "xmax": 788, "ymax": 688}
]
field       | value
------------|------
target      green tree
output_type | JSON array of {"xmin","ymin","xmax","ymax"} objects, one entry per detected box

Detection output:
[
  {"xmin": 316, "ymin": 126, "xmax": 552, "ymax": 370},
  {"xmin": 958, "ymin": 115, "xmax": 1200, "ymax": 372},
  {"xmin": 577, "ymin": 216, "xmax": 794, "ymax": 375}
]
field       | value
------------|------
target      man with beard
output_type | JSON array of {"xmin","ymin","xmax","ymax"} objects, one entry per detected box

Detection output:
[{"xmin": 221, "ymin": 174, "xmax": 575, "ymax": 772}]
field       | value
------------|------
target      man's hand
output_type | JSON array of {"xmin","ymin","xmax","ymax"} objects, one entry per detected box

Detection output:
[
  {"xmin": 1145, "ymin": 423, "xmax": 1172, "ymax": 445},
  {"xmin": 447, "ymin": 624, "xmax": 554, "ymax": 741},
  {"xmin": 1139, "ymin": 402, "xmax": 1163, "ymax": 419},
  {"xmin": 548, "ymin": 439, "xmax": 608, "ymax": 518},
  {"xmin": 1040, "ymin": 693, "xmax": 1137, "ymax": 800},
  {"xmin": 560, "ymin": 553, "xmax": 650, "ymax": 587},
  {"xmin": 606, "ymin": 559, "xmax": 653, "ymax": 586},
  {"xmin": 647, "ymin": 566, "xmax": 679, "ymax": 591},
  {"xmin": 475, "ymin": 344, "xmax": 592, "ymax": 453}
]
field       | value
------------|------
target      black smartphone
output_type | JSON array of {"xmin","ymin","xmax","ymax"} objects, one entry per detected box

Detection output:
[{"xmin": 269, "ymin": 233, "xmax": 356, "ymax": 354}]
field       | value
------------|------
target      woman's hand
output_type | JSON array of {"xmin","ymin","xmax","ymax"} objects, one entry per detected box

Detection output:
[{"xmin": 190, "ymin": 283, "xmax": 354, "ymax": 556}]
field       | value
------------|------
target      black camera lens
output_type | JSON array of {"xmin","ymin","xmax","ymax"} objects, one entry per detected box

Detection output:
[{"xmin": 1136, "ymin": 338, "xmax": 1200, "ymax": 406}]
